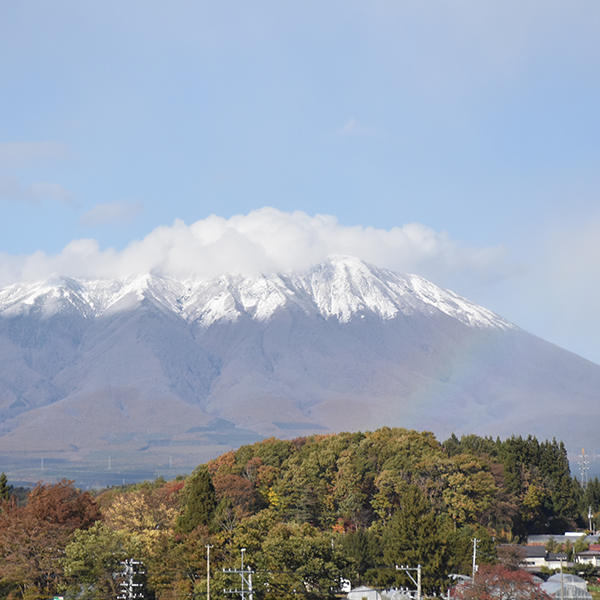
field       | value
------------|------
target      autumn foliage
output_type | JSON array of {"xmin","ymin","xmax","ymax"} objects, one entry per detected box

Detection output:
[
  {"xmin": 0, "ymin": 429, "xmax": 591, "ymax": 599},
  {"xmin": 0, "ymin": 479, "xmax": 100, "ymax": 598},
  {"xmin": 452, "ymin": 565, "xmax": 551, "ymax": 600}
]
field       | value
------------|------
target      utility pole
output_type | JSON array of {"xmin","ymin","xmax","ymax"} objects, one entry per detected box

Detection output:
[
  {"xmin": 580, "ymin": 448, "xmax": 589, "ymax": 491},
  {"xmin": 472, "ymin": 538, "xmax": 480, "ymax": 579},
  {"xmin": 396, "ymin": 564, "xmax": 421, "ymax": 600},
  {"xmin": 206, "ymin": 544, "xmax": 213, "ymax": 600},
  {"xmin": 223, "ymin": 548, "xmax": 253, "ymax": 600},
  {"xmin": 560, "ymin": 556, "xmax": 564, "ymax": 600},
  {"xmin": 117, "ymin": 559, "xmax": 145, "ymax": 600}
]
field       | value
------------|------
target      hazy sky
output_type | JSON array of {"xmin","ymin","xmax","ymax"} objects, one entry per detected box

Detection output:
[{"xmin": 1, "ymin": 1, "xmax": 600, "ymax": 364}]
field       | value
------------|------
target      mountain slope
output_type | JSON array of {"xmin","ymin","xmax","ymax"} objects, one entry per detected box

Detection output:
[{"xmin": 0, "ymin": 256, "xmax": 597, "ymax": 483}]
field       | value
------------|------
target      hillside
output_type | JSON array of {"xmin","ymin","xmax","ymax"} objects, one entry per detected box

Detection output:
[{"xmin": 2, "ymin": 428, "xmax": 597, "ymax": 599}]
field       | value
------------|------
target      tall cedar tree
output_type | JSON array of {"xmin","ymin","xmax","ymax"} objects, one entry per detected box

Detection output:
[
  {"xmin": 382, "ymin": 485, "xmax": 448, "ymax": 593},
  {"xmin": 177, "ymin": 466, "xmax": 217, "ymax": 533}
]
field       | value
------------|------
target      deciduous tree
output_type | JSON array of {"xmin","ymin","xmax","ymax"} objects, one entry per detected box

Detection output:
[
  {"xmin": 0, "ymin": 479, "xmax": 100, "ymax": 597},
  {"xmin": 452, "ymin": 564, "xmax": 551, "ymax": 600}
]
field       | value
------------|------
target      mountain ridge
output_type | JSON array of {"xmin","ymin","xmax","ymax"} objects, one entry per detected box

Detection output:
[
  {"xmin": 0, "ymin": 256, "xmax": 516, "ymax": 329},
  {"xmin": 0, "ymin": 256, "xmax": 597, "ymax": 485}
]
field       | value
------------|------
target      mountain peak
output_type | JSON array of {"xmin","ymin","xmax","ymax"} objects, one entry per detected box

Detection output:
[{"xmin": 0, "ymin": 257, "xmax": 514, "ymax": 330}]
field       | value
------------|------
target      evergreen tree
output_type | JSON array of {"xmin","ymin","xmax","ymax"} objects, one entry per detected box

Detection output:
[
  {"xmin": 382, "ymin": 486, "xmax": 448, "ymax": 593},
  {"xmin": 0, "ymin": 472, "xmax": 9, "ymax": 501},
  {"xmin": 341, "ymin": 528, "xmax": 381, "ymax": 587},
  {"xmin": 443, "ymin": 433, "xmax": 461, "ymax": 457},
  {"xmin": 176, "ymin": 467, "xmax": 217, "ymax": 533},
  {"xmin": 583, "ymin": 477, "xmax": 600, "ymax": 515},
  {"xmin": 547, "ymin": 441, "xmax": 578, "ymax": 524}
]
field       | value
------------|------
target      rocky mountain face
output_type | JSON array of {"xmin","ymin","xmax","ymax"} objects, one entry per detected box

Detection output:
[{"xmin": 0, "ymin": 256, "xmax": 598, "ymax": 484}]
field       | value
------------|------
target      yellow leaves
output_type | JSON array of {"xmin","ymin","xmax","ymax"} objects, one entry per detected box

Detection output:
[
  {"xmin": 519, "ymin": 482, "xmax": 550, "ymax": 523},
  {"xmin": 267, "ymin": 487, "xmax": 280, "ymax": 508},
  {"xmin": 324, "ymin": 493, "xmax": 335, "ymax": 511},
  {"xmin": 102, "ymin": 490, "xmax": 179, "ymax": 555},
  {"xmin": 440, "ymin": 454, "xmax": 497, "ymax": 526},
  {"xmin": 372, "ymin": 470, "xmax": 407, "ymax": 521}
]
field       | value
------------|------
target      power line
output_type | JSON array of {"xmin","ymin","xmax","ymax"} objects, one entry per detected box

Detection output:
[{"xmin": 223, "ymin": 548, "xmax": 254, "ymax": 600}]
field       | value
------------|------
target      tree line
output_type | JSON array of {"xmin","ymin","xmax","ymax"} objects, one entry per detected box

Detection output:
[{"xmin": 0, "ymin": 428, "xmax": 593, "ymax": 599}]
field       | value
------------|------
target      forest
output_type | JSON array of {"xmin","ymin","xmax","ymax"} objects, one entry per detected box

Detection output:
[{"xmin": 0, "ymin": 427, "xmax": 597, "ymax": 600}]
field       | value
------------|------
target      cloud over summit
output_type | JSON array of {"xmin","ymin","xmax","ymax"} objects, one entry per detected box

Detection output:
[{"xmin": 0, "ymin": 208, "xmax": 510, "ymax": 287}]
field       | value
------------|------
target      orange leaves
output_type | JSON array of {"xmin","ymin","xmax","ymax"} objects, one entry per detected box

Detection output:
[{"xmin": 0, "ymin": 479, "xmax": 101, "ymax": 596}]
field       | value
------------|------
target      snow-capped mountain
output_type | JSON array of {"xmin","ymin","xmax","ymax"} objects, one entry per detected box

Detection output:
[
  {"xmin": 0, "ymin": 256, "xmax": 513, "ymax": 328},
  {"xmin": 0, "ymin": 256, "xmax": 598, "ymax": 483}
]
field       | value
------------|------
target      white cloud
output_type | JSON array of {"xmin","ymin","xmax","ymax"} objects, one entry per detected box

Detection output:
[
  {"xmin": 0, "ymin": 208, "xmax": 513, "ymax": 287},
  {"xmin": 79, "ymin": 201, "xmax": 144, "ymax": 228}
]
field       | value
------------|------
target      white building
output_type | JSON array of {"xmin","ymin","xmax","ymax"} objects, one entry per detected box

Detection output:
[{"xmin": 347, "ymin": 586, "xmax": 383, "ymax": 600}]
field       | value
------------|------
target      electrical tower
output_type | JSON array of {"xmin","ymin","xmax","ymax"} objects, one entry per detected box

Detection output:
[
  {"xmin": 117, "ymin": 559, "xmax": 145, "ymax": 600},
  {"xmin": 223, "ymin": 548, "xmax": 253, "ymax": 600},
  {"xmin": 395, "ymin": 564, "xmax": 422, "ymax": 600},
  {"xmin": 580, "ymin": 448, "xmax": 589, "ymax": 491}
]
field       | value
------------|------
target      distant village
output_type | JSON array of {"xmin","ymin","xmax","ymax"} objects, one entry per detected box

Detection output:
[{"xmin": 350, "ymin": 530, "xmax": 600, "ymax": 600}]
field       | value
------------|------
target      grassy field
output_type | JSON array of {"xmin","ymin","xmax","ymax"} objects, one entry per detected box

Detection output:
[{"xmin": 588, "ymin": 584, "xmax": 600, "ymax": 599}]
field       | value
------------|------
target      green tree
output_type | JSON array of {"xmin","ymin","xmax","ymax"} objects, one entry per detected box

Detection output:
[
  {"xmin": 260, "ymin": 522, "xmax": 349, "ymax": 599},
  {"xmin": 382, "ymin": 486, "xmax": 448, "ymax": 593},
  {"xmin": 341, "ymin": 528, "xmax": 382, "ymax": 587},
  {"xmin": 446, "ymin": 525, "xmax": 496, "ymax": 577},
  {"xmin": 0, "ymin": 473, "xmax": 9, "ymax": 502},
  {"xmin": 62, "ymin": 522, "xmax": 142, "ymax": 599},
  {"xmin": 441, "ymin": 454, "xmax": 498, "ymax": 527},
  {"xmin": 177, "ymin": 467, "xmax": 217, "ymax": 533}
]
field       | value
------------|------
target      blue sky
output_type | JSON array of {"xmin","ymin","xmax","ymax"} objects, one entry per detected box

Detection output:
[{"xmin": 1, "ymin": 1, "xmax": 600, "ymax": 364}]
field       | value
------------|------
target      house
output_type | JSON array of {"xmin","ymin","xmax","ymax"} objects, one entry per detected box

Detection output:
[
  {"xmin": 521, "ymin": 545, "xmax": 547, "ymax": 569},
  {"xmin": 520, "ymin": 546, "xmax": 571, "ymax": 571},
  {"xmin": 346, "ymin": 586, "xmax": 382, "ymax": 600},
  {"xmin": 575, "ymin": 545, "xmax": 600, "ymax": 568},
  {"xmin": 546, "ymin": 552, "xmax": 570, "ymax": 570}
]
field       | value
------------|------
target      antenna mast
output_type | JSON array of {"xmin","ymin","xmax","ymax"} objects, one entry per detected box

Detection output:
[{"xmin": 580, "ymin": 448, "xmax": 589, "ymax": 491}]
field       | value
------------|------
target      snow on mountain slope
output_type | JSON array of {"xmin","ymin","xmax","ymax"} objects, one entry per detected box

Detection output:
[
  {"xmin": 0, "ymin": 256, "xmax": 514, "ymax": 330},
  {"xmin": 1, "ymin": 255, "xmax": 595, "ymax": 486}
]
